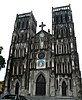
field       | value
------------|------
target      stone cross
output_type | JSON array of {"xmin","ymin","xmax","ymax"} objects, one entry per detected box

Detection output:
[{"xmin": 39, "ymin": 22, "xmax": 46, "ymax": 30}]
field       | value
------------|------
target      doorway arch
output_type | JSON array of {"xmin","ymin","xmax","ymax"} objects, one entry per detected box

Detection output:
[
  {"xmin": 62, "ymin": 81, "xmax": 66, "ymax": 96},
  {"xmin": 36, "ymin": 74, "xmax": 46, "ymax": 96},
  {"xmin": 15, "ymin": 82, "xmax": 19, "ymax": 95}
]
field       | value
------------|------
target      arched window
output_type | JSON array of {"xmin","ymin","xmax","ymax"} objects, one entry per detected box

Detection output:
[
  {"xmin": 36, "ymin": 74, "xmax": 46, "ymax": 96},
  {"xmin": 22, "ymin": 21, "xmax": 24, "ymax": 29},
  {"xmin": 19, "ymin": 66, "xmax": 21, "ymax": 74},
  {"xmin": 62, "ymin": 81, "xmax": 66, "ymax": 96},
  {"xmin": 26, "ymin": 21, "xmax": 29, "ymax": 29},
  {"xmin": 56, "ymin": 79, "xmax": 58, "ymax": 89},
  {"xmin": 15, "ymin": 82, "xmax": 19, "ymax": 95},
  {"xmin": 14, "ymin": 65, "xmax": 17, "ymax": 75}
]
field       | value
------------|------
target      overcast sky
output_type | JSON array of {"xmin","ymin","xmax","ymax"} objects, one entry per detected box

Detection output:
[{"xmin": 0, "ymin": 0, "xmax": 82, "ymax": 80}]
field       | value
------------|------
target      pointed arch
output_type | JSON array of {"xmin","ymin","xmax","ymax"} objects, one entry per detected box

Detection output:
[
  {"xmin": 35, "ymin": 71, "xmax": 46, "ymax": 81},
  {"xmin": 62, "ymin": 81, "xmax": 67, "ymax": 96},
  {"xmin": 36, "ymin": 74, "xmax": 46, "ymax": 96},
  {"xmin": 59, "ymin": 77, "xmax": 67, "ymax": 85}
]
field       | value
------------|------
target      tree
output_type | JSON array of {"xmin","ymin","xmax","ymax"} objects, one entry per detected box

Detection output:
[{"xmin": 0, "ymin": 46, "xmax": 6, "ymax": 70}]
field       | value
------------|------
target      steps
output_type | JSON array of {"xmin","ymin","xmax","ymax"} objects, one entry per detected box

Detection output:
[{"xmin": 26, "ymin": 96, "xmax": 81, "ymax": 100}]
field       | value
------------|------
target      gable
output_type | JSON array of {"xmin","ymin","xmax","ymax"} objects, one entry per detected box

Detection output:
[{"xmin": 32, "ymin": 30, "xmax": 52, "ymax": 40}]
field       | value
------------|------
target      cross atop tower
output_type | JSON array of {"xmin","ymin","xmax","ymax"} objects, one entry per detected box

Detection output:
[{"xmin": 39, "ymin": 22, "xmax": 46, "ymax": 30}]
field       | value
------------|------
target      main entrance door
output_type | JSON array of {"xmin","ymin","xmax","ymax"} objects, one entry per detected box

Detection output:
[{"xmin": 36, "ymin": 74, "xmax": 46, "ymax": 96}]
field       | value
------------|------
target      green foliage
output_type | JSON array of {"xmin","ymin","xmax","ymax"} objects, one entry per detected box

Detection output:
[
  {"xmin": 0, "ymin": 46, "xmax": 6, "ymax": 70},
  {"xmin": 0, "ymin": 55, "xmax": 5, "ymax": 70}
]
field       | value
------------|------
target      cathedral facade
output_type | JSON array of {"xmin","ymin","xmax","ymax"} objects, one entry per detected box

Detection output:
[{"xmin": 4, "ymin": 4, "xmax": 81, "ymax": 99}]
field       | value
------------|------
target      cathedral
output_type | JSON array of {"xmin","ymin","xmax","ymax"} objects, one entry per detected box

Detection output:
[{"xmin": 4, "ymin": 4, "xmax": 82, "ymax": 99}]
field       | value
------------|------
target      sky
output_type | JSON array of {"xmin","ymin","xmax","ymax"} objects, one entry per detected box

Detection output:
[{"xmin": 0, "ymin": 0, "xmax": 82, "ymax": 80}]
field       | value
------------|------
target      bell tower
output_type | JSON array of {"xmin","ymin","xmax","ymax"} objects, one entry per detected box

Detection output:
[
  {"xmin": 52, "ymin": 4, "xmax": 81, "ymax": 97},
  {"xmin": 4, "ymin": 11, "xmax": 37, "ymax": 95}
]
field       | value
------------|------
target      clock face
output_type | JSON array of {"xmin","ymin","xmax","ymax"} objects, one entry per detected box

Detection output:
[
  {"xmin": 38, "ymin": 52, "xmax": 45, "ymax": 59},
  {"xmin": 40, "ymin": 32, "xmax": 44, "ymax": 37}
]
